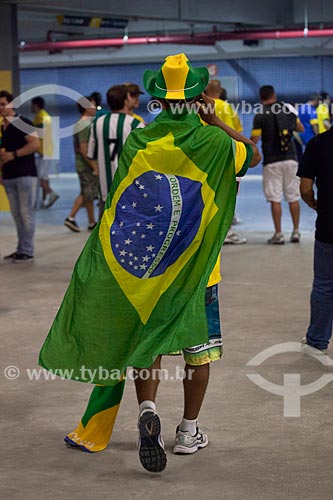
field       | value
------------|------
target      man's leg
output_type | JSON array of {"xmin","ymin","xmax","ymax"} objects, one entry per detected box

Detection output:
[
  {"xmin": 284, "ymin": 160, "xmax": 300, "ymax": 241},
  {"xmin": 134, "ymin": 355, "xmax": 161, "ymax": 404},
  {"xmin": 174, "ymin": 285, "xmax": 221, "ymax": 454},
  {"xmin": 134, "ymin": 356, "xmax": 167, "ymax": 473},
  {"xmin": 271, "ymin": 201, "xmax": 282, "ymax": 234},
  {"xmin": 183, "ymin": 363, "xmax": 209, "ymax": 420},
  {"xmin": 39, "ymin": 159, "xmax": 59, "ymax": 208},
  {"xmin": 17, "ymin": 176, "xmax": 37, "ymax": 257},
  {"xmin": 306, "ymin": 240, "xmax": 333, "ymax": 350},
  {"xmin": 84, "ymin": 200, "xmax": 96, "ymax": 226},
  {"xmin": 2, "ymin": 178, "xmax": 23, "ymax": 255},
  {"xmin": 69, "ymin": 195, "xmax": 84, "ymax": 218},
  {"xmin": 263, "ymin": 163, "xmax": 284, "ymax": 243}
]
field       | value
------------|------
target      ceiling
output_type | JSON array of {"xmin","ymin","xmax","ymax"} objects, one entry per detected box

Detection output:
[{"xmin": 4, "ymin": 0, "xmax": 333, "ymax": 67}]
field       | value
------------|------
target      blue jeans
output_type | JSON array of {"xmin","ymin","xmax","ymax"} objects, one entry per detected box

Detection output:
[
  {"xmin": 3, "ymin": 176, "xmax": 37, "ymax": 256},
  {"xmin": 306, "ymin": 240, "xmax": 333, "ymax": 349}
]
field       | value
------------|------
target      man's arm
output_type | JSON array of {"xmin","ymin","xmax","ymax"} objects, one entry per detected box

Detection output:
[
  {"xmin": 295, "ymin": 119, "xmax": 304, "ymax": 133},
  {"xmin": 79, "ymin": 141, "xmax": 98, "ymax": 175},
  {"xmin": 0, "ymin": 133, "xmax": 40, "ymax": 164},
  {"xmin": 198, "ymin": 93, "xmax": 261, "ymax": 167},
  {"xmin": 300, "ymin": 178, "xmax": 317, "ymax": 210}
]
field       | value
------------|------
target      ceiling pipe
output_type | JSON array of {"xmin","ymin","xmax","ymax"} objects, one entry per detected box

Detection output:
[{"xmin": 20, "ymin": 28, "xmax": 333, "ymax": 52}]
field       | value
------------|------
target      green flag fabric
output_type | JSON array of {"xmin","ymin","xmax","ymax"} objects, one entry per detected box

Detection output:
[{"xmin": 39, "ymin": 109, "xmax": 246, "ymax": 385}]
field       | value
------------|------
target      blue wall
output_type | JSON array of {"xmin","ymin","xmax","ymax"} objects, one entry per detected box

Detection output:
[{"xmin": 20, "ymin": 55, "xmax": 333, "ymax": 172}]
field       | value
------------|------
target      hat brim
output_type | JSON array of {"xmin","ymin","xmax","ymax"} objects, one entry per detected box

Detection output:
[{"xmin": 143, "ymin": 67, "xmax": 209, "ymax": 100}]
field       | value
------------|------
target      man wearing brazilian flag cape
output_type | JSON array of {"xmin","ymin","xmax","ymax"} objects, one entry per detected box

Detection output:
[{"xmin": 39, "ymin": 53, "xmax": 261, "ymax": 473}]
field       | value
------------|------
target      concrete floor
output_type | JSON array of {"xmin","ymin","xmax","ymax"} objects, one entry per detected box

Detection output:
[{"xmin": 0, "ymin": 176, "xmax": 332, "ymax": 500}]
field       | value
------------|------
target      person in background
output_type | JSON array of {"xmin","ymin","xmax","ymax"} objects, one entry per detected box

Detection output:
[
  {"xmin": 297, "ymin": 126, "xmax": 333, "ymax": 355},
  {"xmin": 251, "ymin": 85, "xmax": 304, "ymax": 244},
  {"xmin": 298, "ymin": 93, "xmax": 320, "ymax": 147},
  {"xmin": 89, "ymin": 91, "xmax": 108, "ymax": 118},
  {"xmin": 31, "ymin": 96, "xmax": 60, "ymax": 208},
  {"xmin": 205, "ymin": 80, "xmax": 247, "ymax": 244},
  {"xmin": 124, "ymin": 83, "xmax": 145, "ymax": 123},
  {"xmin": 87, "ymin": 84, "xmax": 145, "ymax": 217},
  {"xmin": 316, "ymin": 92, "xmax": 331, "ymax": 134},
  {"xmin": 64, "ymin": 96, "xmax": 98, "ymax": 233},
  {"xmin": 0, "ymin": 90, "xmax": 40, "ymax": 262}
]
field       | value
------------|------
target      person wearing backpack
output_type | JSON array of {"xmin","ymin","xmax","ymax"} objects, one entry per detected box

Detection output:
[{"xmin": 251, "ymin": 85, "xmax": 304, "ymax": 244}]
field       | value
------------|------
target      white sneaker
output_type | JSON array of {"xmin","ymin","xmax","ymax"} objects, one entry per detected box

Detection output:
[
  {"xmin": 138, "ymin": 409, "xmax": 167, "ymax": 473},
  {"xmin": 224, "ymin": 231, "xmax": 247, "ymax": 245},
  {"xmin": 173, "ymin": 426, "xmax": 208, "ymax": 454},
  {"xmin": 267, "ymin": 233, "xmax": 284, "ymax": 244},
  {"xmin": 290, "ymin": 230, "xmax": 300, "ymax": 243},
  {"xmin": 44, "ymin": 192, "xmax": 60, "ymax": 209},
  {"xmin": 301, "ymin": 338, "xmax": 328, "ymax": 355}
]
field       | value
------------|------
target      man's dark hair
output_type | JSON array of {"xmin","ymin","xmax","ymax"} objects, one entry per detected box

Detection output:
[
  {"xmin": 90, "ymin": 91, "xmax": 102, "ymax": 107},
  {"xmin": 220, "ymin": 88, "xmax": 227, "ymax": 101},
  {"xmin": 320, "ymin": 92, "xmax": 329, "ymax": 100},
  {"xmin": 259, "ymin": 85, "xmax": 275, "ymax": 100},
  {"xmin": 106, "ymin": 85, "xmax": 128, "ymax": 111},
  {"xmin": 125, "ymin": 83, "xmax": 144, "ymax": 96},
  {"xmin": 31, "ymin": 96, "xmax": 45, "ymax": 109},
  {"xmin": 77, "ymin": 96, "xmax": 92, "ymax": 115},
  {"xmin": 0, "ymin": 90, "xmax": 14, "ymax": 103},
  {"xmin": 309, "ymin": 92, "xmax": 320, "ymax": 102}
]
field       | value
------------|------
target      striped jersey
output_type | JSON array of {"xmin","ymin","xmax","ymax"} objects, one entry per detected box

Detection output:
[{"xmin": 87, "ymin": 112, "xmax": 144, "ymax": 201}]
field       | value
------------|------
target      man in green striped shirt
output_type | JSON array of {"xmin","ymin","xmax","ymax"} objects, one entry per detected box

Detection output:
[{"xmin": 87, "ymin": 84, "xmax": 144, "ymax": 214}]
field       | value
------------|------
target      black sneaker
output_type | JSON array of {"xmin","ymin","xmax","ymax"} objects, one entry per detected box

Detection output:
[
  {"xmin": 88, "ymin": 222, "xmax": 97, "ymax": 231},
  {"xmin": 138, "ymin": 410, "xmax": 167, "ymax": 473},
  {"xmin": 3, "ymin": 252, "xmax": 20, "ymax": 261},
  {"xmin": 12, "ymin": 253, "xmax": 34, "ymax": 263},
  {"xmin": 64, "ymin": 218, "xmax": 81, "ymax": 233}
]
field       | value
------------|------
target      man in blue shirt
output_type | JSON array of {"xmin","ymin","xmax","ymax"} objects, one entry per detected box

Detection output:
[{"xmin": 298, "ymin": 93, "xmax": 320, "ymax": 146}]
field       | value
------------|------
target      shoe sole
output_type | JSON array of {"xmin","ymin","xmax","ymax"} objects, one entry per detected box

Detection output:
[
  {"xmin": 138, "ymin": 411, "xmax": 167, "ymax": 473},
  {"xmin": 224, "ymin": 240, "xmax": 247, "ymax": 245},
  {"xmin": 12, "ymin": 259, "xmax": 34, "ymax": 263},
  {"xmin": 64, "ymin": 221, "xmax": 81, "ymax": 233}
]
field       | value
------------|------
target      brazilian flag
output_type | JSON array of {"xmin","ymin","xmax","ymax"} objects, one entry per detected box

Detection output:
[{"xmin": 39, "ymin": 109, "xmax": 247, "ymax": 385}]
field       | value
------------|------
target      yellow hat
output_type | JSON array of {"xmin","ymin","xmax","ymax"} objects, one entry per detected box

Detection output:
[{"xmin": 143, "ymin": 53, "xmax": 209, "ymax": 100}]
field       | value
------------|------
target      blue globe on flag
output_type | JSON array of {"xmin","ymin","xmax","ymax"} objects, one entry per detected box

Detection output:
[{"xmin": 110, "ymin": 170, "xmax": 203, "ymax": 279}]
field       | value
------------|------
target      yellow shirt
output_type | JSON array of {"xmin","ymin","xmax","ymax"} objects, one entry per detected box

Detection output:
[
  {"xmin": 33, "ymin": 109, "xmax": 53, "ymax": 157},
  {"xmin": 213, "ymin": 98, "xmax": 243, "ymax": 133},
  {"xmin": 316, "ymin": 103, "xmax": 331, "ymax": 134},
  {"xmin": 207, "ymin": 140, "xmax": 250, "ymax": 286},
  {"xmin": 132, "ymin": 112, "xmax": 145, "ymax": 124}
]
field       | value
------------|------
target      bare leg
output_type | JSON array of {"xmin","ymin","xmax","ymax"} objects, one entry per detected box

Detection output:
[
  {"xmin": 271, "ymin": 201, "xmax": 282, "ymax": 233},
  {"xmin": 69, "ymin": 195, "xmax": 84, "ymax": 218},
  {"xmin": 85, "ymin": 200, "xmax": 96, "ymax": 225},
  {"xmin": 183, "ymin": 363, "xmax": 210, "ymax": 420},
  {"xmin": 134, "ymin": 355, "xmax": 162, "ymax": 404},
  {"xmin": 41, "ymin": 179, "xmax": 52, "ymax": 199},
  {"xmin": 289, "ymin": 201, "xmax": 300, "ymax": 231}
]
